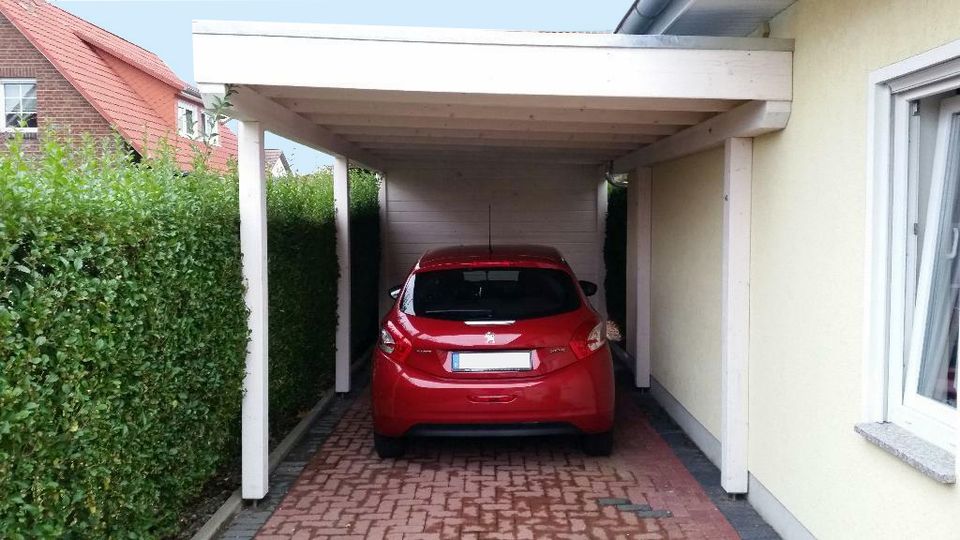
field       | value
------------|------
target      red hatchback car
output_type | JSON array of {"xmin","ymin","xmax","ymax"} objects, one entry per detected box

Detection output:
[{"xmin": 371, "ymin": 245, "xmax": 615, "ymax": 458}]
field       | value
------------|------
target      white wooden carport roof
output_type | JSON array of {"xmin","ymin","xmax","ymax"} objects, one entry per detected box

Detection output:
[
  {"xmin": 192, "ymin": 21, "xmax": 793, "ymax": 501},
  {"xmin": 194, "ymin": 22, "xmax": 792, "ymax": 172}
]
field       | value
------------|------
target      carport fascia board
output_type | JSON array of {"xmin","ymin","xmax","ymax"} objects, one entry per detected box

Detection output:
[{"xmin": 193, "ymin": 21, "xmax": 792, "ymax": 102}]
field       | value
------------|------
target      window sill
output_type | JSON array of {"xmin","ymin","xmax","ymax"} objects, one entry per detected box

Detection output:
[
  {"xmin": 855, "ymin": 422, "xmax": 955, "ymax": 484},
  {"xmin": 2, "ymin": 129, "xmax": 37, "ymax": 139}
]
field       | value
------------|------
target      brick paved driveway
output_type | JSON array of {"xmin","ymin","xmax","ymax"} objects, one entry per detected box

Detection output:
[{"xmin": 250, "ymin": 387, "xmax": 740, "ymax": 540}]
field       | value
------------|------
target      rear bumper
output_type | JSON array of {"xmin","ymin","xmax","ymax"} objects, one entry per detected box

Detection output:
[{"xmin": 371, "ymin": 347, "xmax": 615, "ymax": 437}]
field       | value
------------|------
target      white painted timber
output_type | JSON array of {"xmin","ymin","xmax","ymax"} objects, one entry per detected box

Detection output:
[
  {"xmin": 313, "ymin": 114, "xmax": 685, "ymax": 136},
  {"xmin": 720, "ymin": 137, "xmax": 752, "ymax": 495},
  {"xmin": 257, "ymin": 86, "xmax": 742, "ymax": 112},
  {"xmin": 595, "ymin": 175, "xmax": 609, "ymax": 314},
  {"xmin": 276, "ymin": 99, "xmax": 713, "ymax": 126},
  {"xmin": 378, "ymin": 173, "xmax": 392, "ymax": 317},
  {"xmin": 613, "ymin": 100, "xmax": 791, "ymax": 171},
  {"xmin": 383, "ymin": 163, "xmax": 603, "ymax": 288},
  {"xmin": 351, "ymin": 136, "xmax": 642, "ymax": 151},
  {"xmin": 238, "ymin": 120, "xmax": 269, "ymax": 500},
  {"xmin": 199, "ymin": 84, "xmax": 383, "ymax": 171},
  {"xmin": 193, "ymin": 22, "xmax": 792, "ymax": 101},
  {"xmin": 334, "ymin": 156, "xmax": 351, "ymax": 394},
  {"xmin": 339, "ymin": 129, "xmax": 662, "ymax": 145},
  {"xmin": 626, "ymin": 168, "xmax": 652, "ymax": 388}
]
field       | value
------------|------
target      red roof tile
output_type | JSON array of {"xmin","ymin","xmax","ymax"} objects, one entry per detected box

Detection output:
[{"xmin": 0, "ymin": 0, "xmax": 237, "ymax": 172}]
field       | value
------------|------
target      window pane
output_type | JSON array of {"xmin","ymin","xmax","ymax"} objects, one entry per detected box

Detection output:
[
  {"xmin": 5, "ymin": 112, "xmax": 35, "ymax": 128},
  {"xmin": 916, "ymin": 113, "xmax": 960, "ymax": 408},
  {"xmin": 401, "ymin": 267, "xmax": 581, "ymax": 321}
]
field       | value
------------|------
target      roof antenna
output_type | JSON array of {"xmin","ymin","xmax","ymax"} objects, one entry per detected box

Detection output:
[{"xmin": 487, "ymin": 204, "xmax": 493, "ymax": 256}]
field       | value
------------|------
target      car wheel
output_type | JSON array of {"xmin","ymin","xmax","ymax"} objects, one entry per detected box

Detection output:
[
  {"xmin": 374, "ymin": 433, "xmax": 405, "ymax": 458},
  {"xmin": 581, "ymin": 430, "xmax": 614, "ymax": 456}
]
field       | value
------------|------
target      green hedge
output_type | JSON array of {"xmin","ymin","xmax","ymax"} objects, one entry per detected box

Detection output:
[
  {"xmin": 0, "ymin": 138, "xmax": 381, "ymax": 537},
  {"xmin": 604, "ymin": 183, "xmax": 627, "ymax": 335},
  {"xmin": 264, "ymin": 167, "xmax": 380, "ymax": 431},
  {"xmin": 0, "ymin": 138, "xmax": 248, "ymax": 537}
]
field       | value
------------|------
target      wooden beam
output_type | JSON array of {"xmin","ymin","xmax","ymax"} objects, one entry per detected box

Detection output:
[
  {"xmin": 312, "ymin": 114, "xmax": 684, "ymax": 136},
  {"xmin": 238, "ymin": 120, "xmax": 269, "ymax": 500},
  {"xmin": 354, "ymin": 138, "xmax": 639, "ymax": 151},
  {"xmin": 278, "ymin": 98, "xmax": 713, "ymax": 126},
  {"xmin": 612, "ymin": 100, "xmax": 791, "ymax": 171},
  {"xmin": 257, "ymin": 86, "xmax": 742, "ymax": 112},
  {"xmin": 721, "ymin": 137, "xmax": 751, "ymax": 495},
  {"xmin": 194, "ymin": 23, "xmax": 793, "ymax": 101},
  {"xmin": 334, "ymin": 156, "xmax": 351, "ymax": 394},
  {"xmin": 372, "ymin": 147, "xmax": 619, "ymax": 161},
  {"xmin": 330, "ymin": 125, "xmax": 663, "ymax": 144},
  {"xmin": 202, "ymin": 84, "xmax": 385, "ymax": 171},
  {"xmin": 382, "ymin": 154, "xmax": 609, "ymax": 166}
]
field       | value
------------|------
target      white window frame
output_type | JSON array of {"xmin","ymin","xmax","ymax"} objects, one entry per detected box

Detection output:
[
  {"xmin": 865, "ymin": 39, "xmax": 960, "ymax": 455},
  {"xmin": 1, "ymin": 78, "xmax": 38, "ymax": 133},
  {"xmin": 176, "ymin": 100, "xmax": 201, "ymax": 139}
]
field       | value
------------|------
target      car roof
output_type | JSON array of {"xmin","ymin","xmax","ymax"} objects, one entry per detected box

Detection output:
[{"xmin": 415, "ymin": 245, "xmax": 569, "ymax": 271}]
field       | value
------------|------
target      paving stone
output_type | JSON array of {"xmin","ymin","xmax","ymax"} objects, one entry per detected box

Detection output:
[
  {"xmin": 615, "ymin": 503, "xmax": 653, "ymax": 512},
  {"xmin": 216, "ymin": 365, "xmax": 777, "ymax": 540},
  {"xmin": 635, "ymin": 509, "xmax": 673, "ymax": 518},
  {"xmin": 596, "ymin": 498, "xmax": 630, "ymax": 507}
]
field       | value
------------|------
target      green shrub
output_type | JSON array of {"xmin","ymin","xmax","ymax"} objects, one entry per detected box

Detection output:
[
  {"xmin": 348, "ymin": 169, "xmax": 381, "ymax": 353},
  {"xmin": 0, "ymin": 136, "xmax": 381, "ymax": 537},
  {"xmin": 604, "ymin": 183, "xmax": 627, "ymax": 336},
  {"xmin": 265, "ymin": 168, "xmax": 380, "ymax": 432},
  {"xmin": 0, "ymin": 137, "xmax": 248, "ymax": 537},
  {"xmin": 265, "ymin": 173, "xmax": 336, "ymax": 429}
]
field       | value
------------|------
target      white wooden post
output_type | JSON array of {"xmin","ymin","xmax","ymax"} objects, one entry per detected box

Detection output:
[
  {"xmin": 334, "ymin": 155, "xmax": 351, "ymax": 393},
  {"xmin": 721, "ymin": 137, "xmax": 752, "ymax": 494},
  {"xmin": 378, "ymin": 172, "xmax": 391, "ymax": 317},
  {"xmin": 626, "ymin": 167, "xmax": 652, "ymax": 388},
  {"xmin": 595, "ymin": 174, "xmax": 608, "ymax": 314},
  {"xmin": 238, "ymin": 120, "xmax": 269, "ymax": 500}
]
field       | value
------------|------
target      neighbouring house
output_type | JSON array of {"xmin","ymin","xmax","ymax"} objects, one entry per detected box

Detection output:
[
  {"xmin": 192, "ymin": 1, "xmax": 960, "ymax": 538},
  {"xmin": 0, "ymin": 0, "xmax": 236, "ymax": 171},
  {"xmin": 264, "ymin": 148, "xmax": 291, "ymax": 176}
]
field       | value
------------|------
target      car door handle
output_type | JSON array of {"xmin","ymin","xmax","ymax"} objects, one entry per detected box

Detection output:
[{"xmin": 468, "ymin": 394, "xmax": 517, "ymax": 403}]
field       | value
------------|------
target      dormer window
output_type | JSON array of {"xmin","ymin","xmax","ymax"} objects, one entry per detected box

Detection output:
[
  {"xmin": 176, "ymin": 100, "xmax": 200, "ymax": 139},
  {"xmin": 2, "ymin": 79, "xmax": 38, "ymax": 132}
]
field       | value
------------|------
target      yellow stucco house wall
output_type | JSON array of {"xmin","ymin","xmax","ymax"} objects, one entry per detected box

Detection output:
[{"xmin": 649, "ymin": 1, "xmax": 960, "ymax": 538}]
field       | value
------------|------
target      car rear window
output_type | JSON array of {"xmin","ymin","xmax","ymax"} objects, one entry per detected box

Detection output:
[{"xmin": 400, "ymin": 267, "xmax": 581, "ymax": 321}]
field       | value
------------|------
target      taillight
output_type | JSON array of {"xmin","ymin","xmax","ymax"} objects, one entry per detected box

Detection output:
[
  {"xmin": 379, "ymin": 328, "xmax": 396, "ymax": 354},
  {"xmin": 379, "ymin": 321, "xmax": 412, "ymax": 361},
  {"xmin": 570, "ymin": 320, "xmax": 606, "ymax": 360}
]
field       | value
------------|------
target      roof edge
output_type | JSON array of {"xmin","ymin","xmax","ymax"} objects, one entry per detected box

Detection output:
[{"xmin": 192, "ymin": 20, "xmax": 794, "ymax": 52}]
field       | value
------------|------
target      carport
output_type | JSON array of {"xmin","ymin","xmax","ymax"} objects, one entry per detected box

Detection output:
[{"xmin": 191, "ymin": 21, "xmax": 793, "ymax": 501}]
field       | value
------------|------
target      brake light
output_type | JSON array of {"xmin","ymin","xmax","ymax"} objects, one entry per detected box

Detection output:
[
  {"xmin": 570, "ymin": 320, "xmax": 606, "ymax": 360},
  {"xmin": 379, "ymin": 321, "xmax": 412, "ymax": 361}
]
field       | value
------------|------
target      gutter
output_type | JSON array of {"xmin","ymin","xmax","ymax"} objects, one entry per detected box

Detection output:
[{"xmin": 614, "ymin": 0, "xmax": 673, "ymax": 34}]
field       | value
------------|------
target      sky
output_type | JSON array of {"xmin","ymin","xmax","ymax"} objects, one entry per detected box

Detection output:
[{"xmin": 52, "ymin": 0, "xmax": 631, "ymax": 173}]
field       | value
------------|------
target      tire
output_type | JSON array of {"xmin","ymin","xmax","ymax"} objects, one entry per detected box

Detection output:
[
  {"xmin": 581, "ymin": 430, "xmax": 614, "ymax": 456},
  {"xmin": 374, "ymin": 433, "xmax": 405, "ymax": 458}
]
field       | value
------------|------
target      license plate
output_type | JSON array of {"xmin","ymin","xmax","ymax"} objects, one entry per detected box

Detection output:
[{"xmin": 452, "ymin": 351, "xmax": 532, "ymax": 372}]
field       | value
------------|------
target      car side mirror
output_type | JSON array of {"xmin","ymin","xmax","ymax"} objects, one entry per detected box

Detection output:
[
  {"xmin": 579, "ymin": 280, "xmax": 598, "ymax": 297},
  {"xmin": 388, "ymin": 285, "xmax": 402, "ymax": 300}
]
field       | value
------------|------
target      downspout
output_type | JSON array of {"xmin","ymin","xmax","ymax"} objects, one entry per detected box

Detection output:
[{"xmin": 614, "ymin": 0, "xmax": 673, "ymax": 34}]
